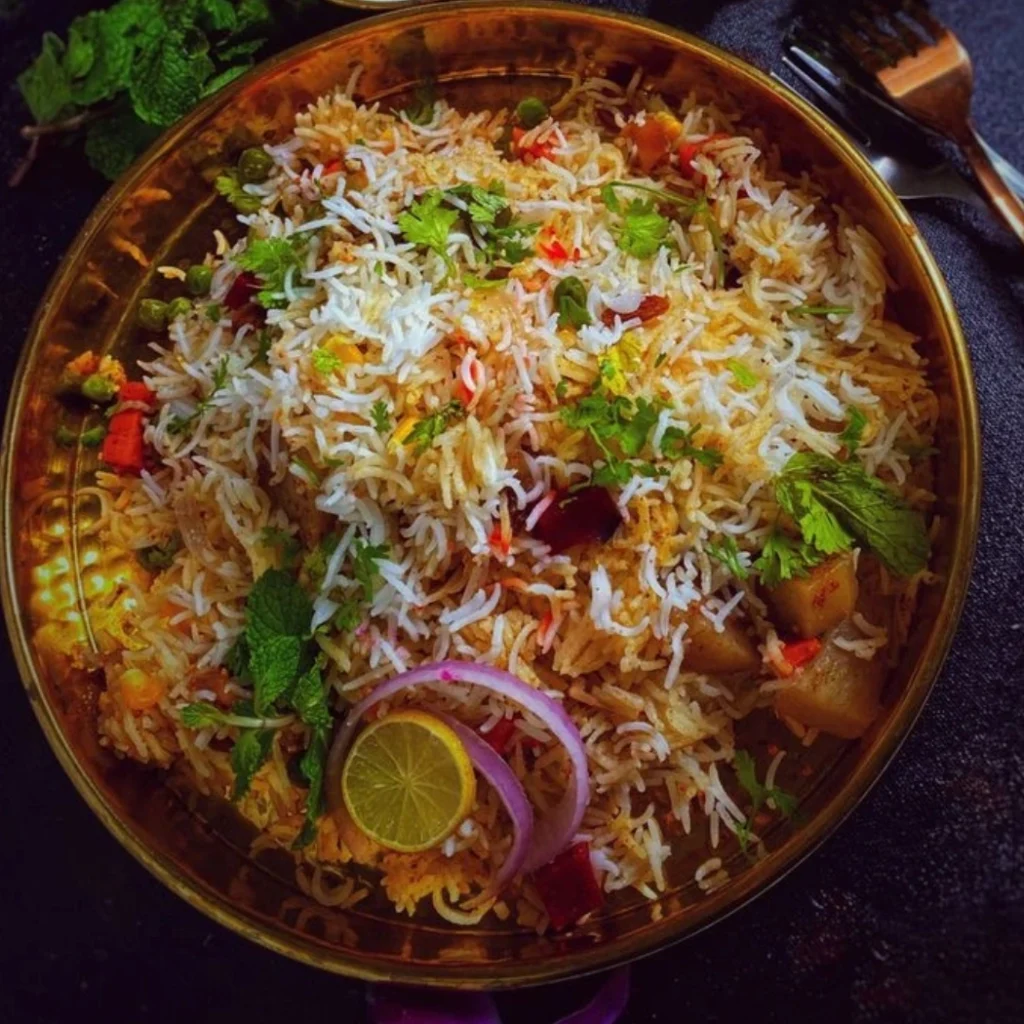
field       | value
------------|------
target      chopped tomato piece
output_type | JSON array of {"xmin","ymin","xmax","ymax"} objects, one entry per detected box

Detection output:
[
  {"xmin": 781, "ymin": 636, "xmax": 823, "ymax": 670},
  {"xmin": 481, "ymin": 717, "xmax": 517, "ymax": 755},
  {"xmin": 529, "ymin": 486, "xmax": 622, "ymax": 554},
  {"xmin": 101, "ymin": 409, "xmax": 146, "ymax": 475},
  {"xmin": 600, "ymin": 294, "xmax": 670, "ymax": 328},
  {"xmin": 511, "ymin": 126, "xmax": 554, "ymax": 161},
  {"xmin": 539, "ymin": 238, "xmax": 570, "ymax": 262},
  {"xmin": 487, "ymin": 524, "xmax": 510, "ymax": 557},
  {"xmin": 533, "ymin": 842, "xmax": 603, "ymax": 930},
  {"xmin": 118, "ymin": 381, "xmax": 155, "ymax": 408},
  {"xmin": 321, "ymin": 157, "xmax": 343, "ymax": 176}
]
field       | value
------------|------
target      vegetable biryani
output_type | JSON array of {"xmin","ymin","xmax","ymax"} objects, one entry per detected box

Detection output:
[{"xmin": 56, "ymin": 71, "xmax": 938, "ymax": 931}]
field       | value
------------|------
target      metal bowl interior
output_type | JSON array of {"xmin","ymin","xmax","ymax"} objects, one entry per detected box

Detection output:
[{"xmin": 1, "ymin": 0, "xmax": 979, "ymax": 989}]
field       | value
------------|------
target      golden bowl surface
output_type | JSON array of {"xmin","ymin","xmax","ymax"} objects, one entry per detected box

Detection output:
[{"xmin": 1, "ymin": 1, "xmax": 980, "ymax": 988}]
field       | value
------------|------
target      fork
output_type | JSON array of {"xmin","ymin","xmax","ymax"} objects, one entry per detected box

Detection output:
[{"xmin": 796, "ymin": 0, "xmax": 1024, "ymax": 244}]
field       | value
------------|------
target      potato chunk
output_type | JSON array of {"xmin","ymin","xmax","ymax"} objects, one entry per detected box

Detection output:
[
  {"xmin": 683, "ymin": 607, "xmax": 761, "ymax": 674},
  {"xmin": 773, "ymin": 626, "xmax": 884, "ymax": 739},
  {"xmin": 767, "ymin": 553, "xmax": 858, "ymax": 639}
]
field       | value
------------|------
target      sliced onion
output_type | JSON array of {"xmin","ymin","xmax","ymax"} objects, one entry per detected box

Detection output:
[
  {"xmin": 326, "ymin": 660, "xmax": 590, "ymax": 872},
  {"xmin": 436, "ymin": 713, "xmax": 533, "ymax": 894}
]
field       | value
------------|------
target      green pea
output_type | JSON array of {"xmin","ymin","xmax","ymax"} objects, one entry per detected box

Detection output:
[
  {"xmin": 137, "ymin": 298, "xmax": 169, "ymax": 332},
  {"xmin": 237, "ymin": 147, "xmax": 274, "ymax": 184},
  {"xmin": 81, "ymin": 374, "xmax": 118, "ymax": 404},
  {"xmin": 167, "ymin": 297, "xmax": 192, "ymax": 320},
  {"xmin": 81, "ymin": 425, "xmax": 107, "ymax": 448},
  {"xmin": 54, "ymin": 425, "xmax": 77, "ymax": 448},
  {"xmin": 185, "ymin": 264, "xmax": 213, "ymax": 296},
  {"xmin": 516, "ymin": 96, "xmax": 549, "ymax": 129}
]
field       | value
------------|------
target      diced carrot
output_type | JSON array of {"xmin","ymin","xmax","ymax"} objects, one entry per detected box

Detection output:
[
  {"xmin": 677, "ymin": 132, "xmax": 730, "ymax": 182},
  {"xmin": 101, "ymin": 409, "xmax": 146, "ymax": 475},
  {"xmin": 118, "ymin": 381, "xmax": 155, "ymax": 408},
  {"xmin": 624, "ymin": 116, "xmax": 676, "ymax": 173}
]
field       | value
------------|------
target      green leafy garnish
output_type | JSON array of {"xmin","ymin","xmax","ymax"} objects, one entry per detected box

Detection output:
[
  {"xmin": 370, "ymin": 399, "xmax": 391, "ymax": 433},
  {"xmin": 706, "ymin": 535, "xmax": 749, "ymax": 580},
  {"xmin": 726, "ymin": 359, "xmax": 758, "ymax": 390},
  {"xmin": 259, "ymin": 526, "xmax": 300, "ymax": 569},
  {"xmin": 231, "ymin": 724, "xmax": 275, "ymax": 801},
  {"xmin": 136, "ymin": 531, "xmax": 182, "ymax": 572},
  {"xmin": 236, "ymin": 235, "xmax": 307, "ymax": 308},
  {"xmin": 774, "ymin": 452, "xmax": 929, "ymax": 576},
  {"xmin": 752, "ymin": 528, "xmax": 819, "ymax": 588},
  {"xmin": 403, "ymin": 83, "xmax": 436, "ymax": 126},
  {"xmin": 733, "ymin": 749, "xmax": 798, "ymax": 851},
  {"xmin": 444, "ymin": 183, "xmax": 508, "ymax": 226},
  {"xmin": 838, "ymin": 407, "xmax": 867, "ymax": 457},
  {"xmin": 215, "ymin": 170, "xmax": 263, "ymax": 214},
  {"xmin": 16, "ymin": 0, "xmax": 308, "ymax": 181},
  {"xmin": 167, "ymin": 355, "xmax": 230, "ymax": 435},
  {"xmin": 553, "ymin": 276, "xmax": 592, "ymax": 330},
  {"xmin": 554, "ymin": 379, "xmax": 569, "ymax": 400},
  {"xmin": 302, "ymin": 532, "xmax": 341, "ymax": 590},
  {"xmin": 658, "ymin": 424, "xmax": 723, "ymax": 470},
  {"xmin": 404, "ymin": 400, "xmax": 466, "ymax": 455},
  {"xmin": 560, "ymin": 392, "xmax": 661, "ymax": 487},
  {"xmin": 398, "ymin": 190, "xmax": 459, "ymax": 271},
  {"xmin": 178, "ymin": 701, "xmax": 294, "ymax": 732},
  {"xmin": 790, "ymin": 304, "xmax": 854, "ymax": 317},
  {"xmin": 351, "ymin": 539, "xmax": 389, "ymax": 601},
  {"xmin": 613, "ymin": 197, "xmax": 671, "ymax": 258}
]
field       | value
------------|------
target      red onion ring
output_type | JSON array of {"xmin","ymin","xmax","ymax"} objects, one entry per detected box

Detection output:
[
  {"xmin": 325, "ymin": 660, "xmax": 590, "ymax": 874},
  {"xmin": 436, "ymin": 713, "xmax": 534, "ymax": 895}
]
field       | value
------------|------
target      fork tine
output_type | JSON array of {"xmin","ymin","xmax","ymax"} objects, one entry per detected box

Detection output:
[
  {"xmin": 848, "ymin": 9, "xmax": 910, "ymax": 66},
  {"xmin": 779, "ymin": 57, "xmax": 872, "ymax": 144},
  {"xmin": 898, "ymin": 0, "xmax": 946, "ymax": 43},
  {"xmin": 863, "ymin": 0, "xmax": 932, "ymax": 55}
]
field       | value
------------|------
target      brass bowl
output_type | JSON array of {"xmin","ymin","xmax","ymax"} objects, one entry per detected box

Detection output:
[{"xmin": 1, "ymin": 1, "xmax": 980, "ymax": 988}]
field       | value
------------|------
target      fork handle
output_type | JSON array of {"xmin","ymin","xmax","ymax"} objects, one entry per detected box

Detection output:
[{"xmin": 963, "ymin": 123, "xmax": 1024, "ymax": 244}]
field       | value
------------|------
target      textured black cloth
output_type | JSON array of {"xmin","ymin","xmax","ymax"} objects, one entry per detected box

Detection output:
[{"xmin": 1, "ymin": 2, "xmax": 1022, "ymax": 1022}]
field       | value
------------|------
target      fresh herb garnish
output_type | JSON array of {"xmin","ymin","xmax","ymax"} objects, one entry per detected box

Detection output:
[
  {"xmin": 370, "ymin": 399, "xmax": 391, "ymax": 433},
  {"xmin": 215, "ymin": 170, "xmax": 263, "ymax": 214},
  {"xmin": 773, "ymin": 452, "xmax": 929, "ymax": 576},
  {"xmin": 464, "ymin": 273, "xmax": 507, "ymax": 290},
  {"xmin": 706, "ymin": 535, "xmax": 749, "ymax": 580},
  {"xmin": 752, "ymin": 528, "xmax": 819, "ymax": 587},
  {"xmin": 658, "ymin": 423, "xmax": 723, "ymax": 470},
  {"xmin": 230, "ymin": 719, "xmax": 275, "ymax": 801},
  {"xmin": 236, "ymin": 235, "xmax": 307, "ymax": 308},
  {"xmin": 403, "ymin": 83, "xmax": 436, "ymax": 126},
  {"xmin": 554, "ymin": 379, "xmax": 569, "ymax": 400},
  {"xmin": 610, "ymin": 196, "xmax": 670, "ymax": 258},
  {"xmin": 838, "ymin": 407, "xmax": 867, "ymax": 457},
  {"xmin": 444, "ymin": 182, "xmax": 508, "ymax": 225},
  {"xmin": 553, "ymin": 276, "xmax": 592, "ymax": 330},
  {"xmin": 136, "ymin": 531, "xmax": 182, "ymax": 572},
  {"xmin": 404, "ymin": 400, "xmax": 466, "ymax": 455},
  {"xmin": 733, "ymin": 749, "xmax": 798, "ymax": 852},
  {"xmin": 311, "ymin": 347, "xmax": 343, "ymax": 375},
  {"xmin": 351, "ymin": 539, "xmax": 389, "ymax": 601},
  {"xmin": 167, "ymin": 355, "xmax": 230, "ymax": 435},
  {"xmin": 397, "ymin": 190, "xmax": 459, "ymax": 271}
]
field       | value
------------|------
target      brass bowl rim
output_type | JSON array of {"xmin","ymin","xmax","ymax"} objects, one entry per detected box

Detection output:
[{"xmin": 1, "ymin": 0, "xmax": 981, "ymax": 989}]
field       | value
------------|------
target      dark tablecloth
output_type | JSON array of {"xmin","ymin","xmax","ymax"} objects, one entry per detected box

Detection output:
[{"xmin": 1, "ymin": 1, "xmax": 1022, "ymax": 1021}]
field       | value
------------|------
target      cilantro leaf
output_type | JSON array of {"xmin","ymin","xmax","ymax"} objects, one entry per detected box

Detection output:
[
  {"xmin": 404, "ymin": 400, "xmax": 465, "ymax": 454},
  {"xmin": 706, "ymin": 535, "xmax": 749, "ymax": 580},
  {"xmin": 351, "ymin": 539, "xmax": 389, "ymax": 601},
  {"xmin": 231, "ymin": 726, "xmax": 274, "ymax": 800},
  {"xmin": 370, "ymin": 400, "xmax": 391, "ymax": 433},
  {"xmin": 734, "ymin": 749, "xmax": 798, "ymax": 829},
  {"xmin": 215, "ymin": 170, "xmax": 263, "ymax": 214},
  {"xmin": 753, "ymin": 529, "xmax": 818, "ymax": 587},
  {"xmin": 236, "ymin": 236, "xmax": 307, "ymax": 307},
  {"xmin": 18, "ymin": 32, "xmax": 73, "ymax": 124},
  {"xmin": 398, "ymin": 190, "xmax": 458, "ymax": 269},
  {"xmin": 659, "ymin": 424, "xmax": 723, "ymax": 469},
  {"xmin": 776, "ymin": 452, "xmax": 929, "ymax": 576},
  {"xmin": 616, "ymin": 197, "xmax": 670, "ymax": 258},
  {"xmin": 838, "ymin": 407, "xmax": 867, "ymax": 457},
  {"xmin": 553, "ymin": 276, "xmax": 592, "ymax": 330},
  {"xmin": 445, "ymin": 183, "xmax": 508, "ymax": 225}
]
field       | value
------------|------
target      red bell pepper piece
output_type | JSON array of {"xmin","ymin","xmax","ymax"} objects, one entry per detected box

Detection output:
[
  {"xmin": 321, "ymin": 157, "xmax": 343, "ymax": 176},
  {"xmin": 101, "ymin": 409, "xmax": 146, "ymax": 475},
  {"xmin": 118, "ymin": 381, "xmax": 155, "ymax": 408},
  {"xmin": 512, "ymin": 126, "xmax": 554, "ymax": 161},
  {"xmin": 529, "ymin": 486, "xmax": 622, "ymax": 554},
  {"xmin": 600, "ymin": 294, "xmax": 670, "ymax": 328},
  {"xmin": 677, "ymin": 133, "xmax": 730, "ymax": 181},
  {"xmin": 533, "ymin": 842, "xmax": 603, "ymax": 931},
  {"xmin": 781, "ymin": 636, "xmax": 822, "ymax": 670},
  {"xmin": 481, "ymin": 717, "xmax": 517, "ymax": 755},
  {"xmin": 539, "ymin": 238, "xmax": 569, "ymax": 262}
]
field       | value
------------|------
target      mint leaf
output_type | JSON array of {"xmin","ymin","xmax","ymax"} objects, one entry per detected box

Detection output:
[
  {"xmin": 130, "ymin": 25, "xmax": 215, "ymax": 126},
  {"xmin": 84, "ymin": 104, "xmax": 160, "ymax": 179},
  {"xmin": 18, "ymin": 32, "xmax": 73, "ymax": 124},
  {"xmin": 292, "ymin": 726, "xmax": 327, "ymax": 848},
  {"xmin": 249, "ymin": 634, "xmax": 305, "ymax": 710},
  {"xmin": 231, "ymin": 727, "xmax": 273, "ymax": 800},
  {"xmin": 246, "ymin": 568, "xmax": 313, "ymax": 643},
  {"xmin": 838, "ymin": 407, "xmax": 867, "ymax": 457},
  {"xmin": 66, "ymin": 9, "xmax": 138, "ymax": 106},
  {"xmin": 291, "ymin": 662, "xmax": 331, "ymax": 731}
]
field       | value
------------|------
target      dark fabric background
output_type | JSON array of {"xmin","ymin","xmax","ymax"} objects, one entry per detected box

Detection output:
[{"xmin": 1, "ymin": 1, "xmax": 1022, "ymax": 1021}]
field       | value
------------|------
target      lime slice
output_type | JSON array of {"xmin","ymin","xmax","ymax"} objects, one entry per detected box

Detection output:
[{"xmin": 341, "ymin": 709, "xmax": 476, "ymax": 853}]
